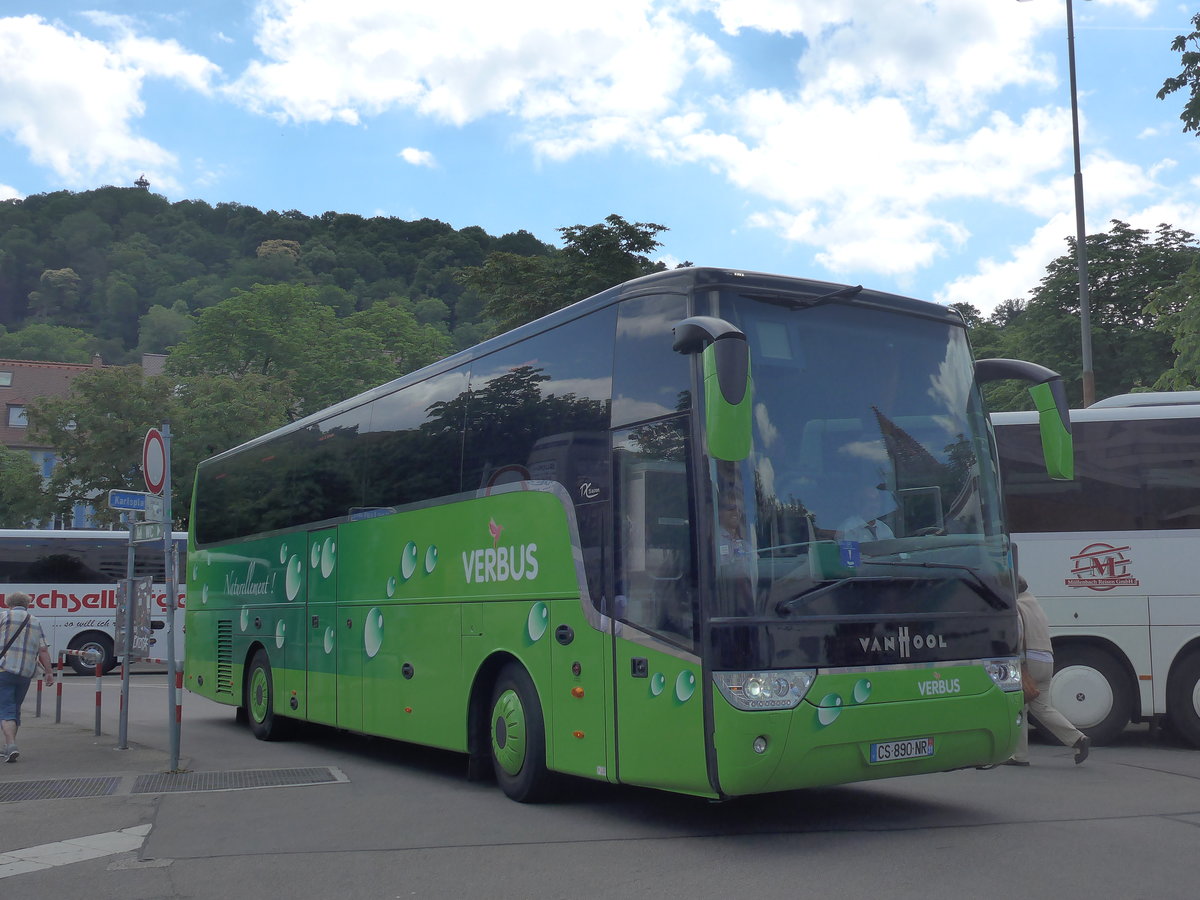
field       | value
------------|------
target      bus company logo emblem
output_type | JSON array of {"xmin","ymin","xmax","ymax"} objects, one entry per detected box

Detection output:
[
  {"xmin": 859, "ymin": 626, "xmax": 947, "ymax": 659},
  {"xmin": 1065, "ymin": 543, "xmax": 1140, "ymax": 592},
  {"xmin": 917, "ymin": 671, "xmax": 961, "ymax": 696},
  {"xmin": 579, "ymin": 482, "xmax": 600, "ymax": 500}
]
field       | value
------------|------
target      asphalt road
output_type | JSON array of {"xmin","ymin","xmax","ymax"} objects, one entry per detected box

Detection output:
[{"xmin": 3, "ymin": 671, "xmax": 1198, "ymax": 899}]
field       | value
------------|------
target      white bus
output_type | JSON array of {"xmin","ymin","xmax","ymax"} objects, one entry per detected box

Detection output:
[
  {"xmin": 992, "ymin": 394, "xmax": 1200, "ymax": 747},
  {"xmin": 0, "ymin": 529, "xmax": 186, "ymax": 675}
]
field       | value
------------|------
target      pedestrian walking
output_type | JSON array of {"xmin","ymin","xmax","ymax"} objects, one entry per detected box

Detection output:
[
  {"xmin": 1008, "ymin": 575, "xmax": 1090, "ymax": 766},
  {"xmin": 0, "ymin": 590, "xmax": 56, "ymax": 762}
]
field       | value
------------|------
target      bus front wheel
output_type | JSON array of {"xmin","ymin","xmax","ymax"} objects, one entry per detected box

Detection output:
[
  {"xmin": 1049, "ymin": 645, "xmax": 1133, "ymax": 746},
  {"xmin": 1167, "ymin": 651, "xmax": 1200, "ymax": 748},
  {"xmin": 489, "ymin": 663, "xmax": 551, "ymax": 802},
  {"xmin": 245, "ymin": 649, "xmax": 288, "ymax": 741},
  {"xmin": 67, "ymin": 633, "xmax": 115, "ymax": 677}
]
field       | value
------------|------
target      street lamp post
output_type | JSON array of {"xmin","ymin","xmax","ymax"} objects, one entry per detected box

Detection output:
[{"xmin": 1021, "ymin": 0, "xmax": 1095, "ymax": 406}]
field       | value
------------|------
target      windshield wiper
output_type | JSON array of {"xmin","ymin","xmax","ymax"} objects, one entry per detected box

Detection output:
[
  {"xmin": 746, "ymin": 284, "xmax": 864, "ymax": 311},
  {"xmin": 775, "ymin": 575, "xmax": 891, "ymax": 616},
  {"xmin": 863, "ymin": 560, "xmax": 1009, "ymax": 610}
]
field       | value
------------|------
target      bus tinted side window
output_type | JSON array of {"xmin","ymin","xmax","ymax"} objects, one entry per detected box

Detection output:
[
  {"xmin": 612, "ymin": 293, "xmax": 691, "ymax": 428},
  {"xmin": 998, "ymin": 418, "xmax": 1200, "ymax": 532},
  {"xmin": 363, "ymin": 367, "xmax": 470, "ymax": 508}
]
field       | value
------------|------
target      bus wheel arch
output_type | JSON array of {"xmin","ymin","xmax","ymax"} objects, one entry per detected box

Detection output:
[
  {"xmin": 1166, "ymin": 640, "xmax": 1200, "ymax": 748},
  {"xmin": 1049, "ymin": 640, "xmax": 1136, "ymax": 746},
  {"xmin": 475, "ymin": 655, "xmax": 553, "ymax": 802},
  {"xmin": 243, "ymin": 645, "xmax": 289, "ymax": 741},
  {"xmin": 67, "ymin": 631, "xmax": 116, "ymax": 677}
]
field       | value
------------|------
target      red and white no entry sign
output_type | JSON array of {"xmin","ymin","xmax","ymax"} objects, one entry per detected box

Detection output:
[{"xmin": 143, "ymin": 427, "xmax": 166, "ymax": 495}]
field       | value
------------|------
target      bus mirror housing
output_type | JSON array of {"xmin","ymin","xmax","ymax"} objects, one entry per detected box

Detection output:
[
  {"xmin": 976, "ymin": 358, "xmax": 1074, "ymax": 480},
  {"xmin": 673, "ymin": 316, "xmax": 752, "ymax": 461}
]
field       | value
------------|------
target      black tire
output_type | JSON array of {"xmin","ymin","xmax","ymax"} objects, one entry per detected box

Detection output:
[
  {"xmin": 488, "ymin": 663, "xmax": 552, "ymax": 802},
  {"xmin": 244, "ymin": 649, "xmax": 288, "ymax": 741},
  {"xmin": 1167, "ymin": 650, "xmax": 1200, "ymax": 748},
  {"xmin": 1050, "ymin": 644, "xmax": 1134, "ymax": 746},
  {"xmin": 67, "ymin": 632, "xmax": 115, "ymax": 676}
]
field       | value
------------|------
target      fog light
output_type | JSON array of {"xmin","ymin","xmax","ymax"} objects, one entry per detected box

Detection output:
[
  {"xmin": 1016, "ymin": 712, "xmax": 1024, "ymax": 727},
  {"xmin": 752, "ymin": 736, "xmax": 768, "ymax": 754}
]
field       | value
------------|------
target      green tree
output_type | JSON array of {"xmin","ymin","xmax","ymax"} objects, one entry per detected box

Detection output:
[
  {"xmin": 0, "ymin": 322, "xmax": 96, "ymax": 362},
  {"xmin": 1147, "ymin": 266, "xmax": 1200, "ymax": 389},
  {"xmin": 27, "ymin": 268, "xmax": 83, "ymax": 323},
  {"xmin": 460, "ymin": 214, "xmax": 668, "ymax": 332},
  {"xmin": 26, "ymin": 366, "xmax": 175, "ymax": 527},
  {"xmin": 137, "ymin": 301, "xmax": 194, "ymax": 355},
  {"xmin": 0, "ymin": 445, "xmax": 50, "ymax": 527},
  {"xmin": 1158, "ymin": 13, "xmax": 1200, "ymax": 135}
]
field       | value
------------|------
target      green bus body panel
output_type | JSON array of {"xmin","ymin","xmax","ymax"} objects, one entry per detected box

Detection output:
[
  {"xmin": 713, "ymin": 667, "xmax": 1022, "ymax": 796},
  {"xmin": 613, "ymin": 639, "xmax": 711, "ymax": 796},
  {"xmin": 702, "ymin": 344, "xmax": 753, "ymax": 462}
]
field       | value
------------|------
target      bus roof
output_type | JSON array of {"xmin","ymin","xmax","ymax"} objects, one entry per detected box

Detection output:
[
  {"xmin": 199, "ymin": 267, "xmax": 964, "ymax": 468},
  {"xmin": 991, "ymin": 401, "xmax": 1200, "ymax": 426},
  {"xmin": 0, "ymin": 529, "xmax": 187, "ymax": 541},
  {"xmin": 1088, "ymin": 391, "xmax": 1200, "ymax": 408}
]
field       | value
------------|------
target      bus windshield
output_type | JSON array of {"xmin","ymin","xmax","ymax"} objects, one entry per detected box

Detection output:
[{"xmin": 707, "ymin": 291, "xmax": 1010, "ymax": 619}]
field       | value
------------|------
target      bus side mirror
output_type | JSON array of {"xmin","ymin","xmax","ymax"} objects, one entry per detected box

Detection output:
[
  {"xmin": 976, "ymin": 358, "xmax": 1074, "ymax": 480},
  {"xmin": 673, "ymin": 316, "xmax": 752, "ymax": 462}
]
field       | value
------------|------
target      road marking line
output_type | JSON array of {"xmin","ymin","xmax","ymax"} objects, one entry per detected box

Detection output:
[{"xmin": 0, "ymin": 824, "xmax": 151, "ymax": 879}]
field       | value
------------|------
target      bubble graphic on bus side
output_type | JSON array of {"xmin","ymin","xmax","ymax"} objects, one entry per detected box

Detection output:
[
  {"xmin": 364, "ymin": 607, "xmax": 384, "ymax": 658},
  {"xmin": 201, "ymin": 583, "xmax": 208, "ymax": 604},
  {"xmin": 310, "ymin": 542, "xmax": 321, "ymax": 569},
  {"xmin": 675, "ymin": 671, "xmax": 696, "ymax": 703},
  {"xmin": 400, "ymin": 541, "xmax": 418, "ymax": 581},
  {"xmin": 285, "ymin": 555, "xmax": 303, "ymax": 601},
  {"xmin": 816, "ymin": 694, "xmax": 843, "ymax": 726},
  {"xmin": 386, "ymin": 576, "xmax": 397, "ymax": 598},
  {"xmin": 240, "ymin": 607, "xmax": 249, "ymax": 631},
  {"xmin": 321, "ymin": 537, "xmax": 336, "ymax": 579},
  {"xmin": 275, "ymin": 620, "xmax": 286, "ymax": 648},
  {"xmin": 323, "ymin": 626, "xmax": 334, "ymax": 654},
  {"xmin": 280, "ymin": 544, "xmax": 288, "ymax": 565},
  {"xmin": 650, "ymin": 672, "xmax": 666, "ymax": 696},
  {"xmin": 526, "ymin": 602, "xmax": 548, "ymax": 642},
  {"xmin": 192, "ymin": 564, "xmax": 199, "ymax": 580},
  {"xmin": 852, "ymin": 679, "xmax": 872, "ymax": 704},
  {"xmin": 424, "ymin": 544, "xmax": 438, "ymax": 574}
]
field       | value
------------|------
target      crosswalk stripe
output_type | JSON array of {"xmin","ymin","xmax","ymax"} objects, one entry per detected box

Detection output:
[{"xmin": 0, "ymin": 824, "xmax": 151, "ymax": 879}]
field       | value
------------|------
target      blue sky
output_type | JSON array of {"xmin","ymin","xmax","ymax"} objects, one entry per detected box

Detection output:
[{"xmin": 2, "ymin": 0, "xmax": 1198, "ymax": 315}]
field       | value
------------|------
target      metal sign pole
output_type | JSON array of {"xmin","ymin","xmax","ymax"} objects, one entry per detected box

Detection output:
[
  {"xmin": 119, "ymin": 533, "xmax": 135, "ymax": 748},
  {"xmin": 161, "ymin": 422, "xmax": 181, "ymax": 771}
]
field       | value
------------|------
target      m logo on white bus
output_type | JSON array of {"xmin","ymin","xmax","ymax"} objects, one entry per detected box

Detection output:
[{"xmin": 859, "ymin": 626, "xmax": 947, "ymax": 658}]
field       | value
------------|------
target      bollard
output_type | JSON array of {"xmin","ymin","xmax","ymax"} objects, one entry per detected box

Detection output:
[
  {"xmin": 94, "ymin": 658, "xmax": 103, "ymax": 736},
  {"xmin": 175, "ymin": 667, "xmax": 184, "ymax": 728},
  {"xmin": 35, "ymin": 675, "xmax": 42, "ymax": 718},
  {"xmin": 55, "ymin": 652, "xmax": 64, "ymax": 724}
]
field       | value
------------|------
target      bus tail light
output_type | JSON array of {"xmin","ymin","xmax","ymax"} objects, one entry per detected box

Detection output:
[{"xmin": 714, "ymin": 670, "xmax": 815, "ymax": 710}]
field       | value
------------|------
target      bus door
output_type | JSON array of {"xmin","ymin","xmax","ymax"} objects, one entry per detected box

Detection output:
[
  {"xmin": 306, "ymin": 528, "xmax": 339, "ymax": 727},
  {"xmin": 611, "ymin": 429, "xmax": 710, "ymax": 793}
]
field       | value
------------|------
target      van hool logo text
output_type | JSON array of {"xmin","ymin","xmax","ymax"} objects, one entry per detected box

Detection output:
[
  {"xmin": 225, "ymin": 563, "xmax": 277, "ymax": 596},
  {"xmin": 1066, "ymin": 543, "xmax": 1140, "ymax": 592},
  {"xmin": 860, "ymin": 626, "xmax": 947, "ymax": 659}
]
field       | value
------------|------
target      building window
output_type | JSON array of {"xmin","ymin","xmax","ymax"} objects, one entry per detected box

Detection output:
[
  {"xmin": 0, "ymin": 372, "xmax": 12, "ymax": 387},
  {"xmin": 7, "ymin": 404, "xmax": 27, "ymax": 427}
]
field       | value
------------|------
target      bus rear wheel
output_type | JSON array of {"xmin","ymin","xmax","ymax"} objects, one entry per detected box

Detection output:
[
  {"xmin": 489, "ymin": 663, "xmax": 551, "ymax": 802},
  {"xmin": 245, "ymin": 649, "xmax": 288, "ymax": 741},
  {"xmin": 67, "ymin": 632, "xmax": 115, "ymax": 677},
  {"xmin": 1167, "ymin": 651, "xmax": 1200, "ymax": 748},
  {"xmin": 1049, "ymin": 645, "xmax": 1133, "ymax": 746}
]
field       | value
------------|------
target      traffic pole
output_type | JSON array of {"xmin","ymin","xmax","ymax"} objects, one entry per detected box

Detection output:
[
  {"xmin": 35, "ymin": 674, "xmax": 42, "ymax": 718},
  {"xmin": 54, "ymin": 652, "xmax": 64, "ymax": 723},
  {"xmin": 94, "ymin": 658, "xmax": 103, "ymax": 736}
]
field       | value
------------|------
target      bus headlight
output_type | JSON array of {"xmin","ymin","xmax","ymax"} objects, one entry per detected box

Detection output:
[
  {"xmin": 984, "ymin": 658, "xmax": 1023, "ymax": 692},
  {"xmin": 714, "ymin": 670, "xmax": 816, "ymax": 710}
]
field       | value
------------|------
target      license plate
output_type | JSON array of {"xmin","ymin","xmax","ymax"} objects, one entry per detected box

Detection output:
[{"xmin": 870, "ymin": 737, "xmax": 935, "ymax": 763}]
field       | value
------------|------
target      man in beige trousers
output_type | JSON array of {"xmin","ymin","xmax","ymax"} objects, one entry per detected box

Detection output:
[{"xmin": 1009, "ymin": 576, "xmax": 1090, "ymax": 766}]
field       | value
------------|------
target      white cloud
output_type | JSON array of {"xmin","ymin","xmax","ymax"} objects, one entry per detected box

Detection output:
[
  {"xmin": 229, "ymin": 0, "xmax": 729, "ymax": 130},
  {"xmin": 399, "ymin": 147, "xmax": 436, "ymax": 167},
  {"xmin": 0, "ymin": 15, "xmax": 218, "ymax": 185},
  {"xmin": 0, "ymin": 183, "xmax": 21, "ymax": 201}
]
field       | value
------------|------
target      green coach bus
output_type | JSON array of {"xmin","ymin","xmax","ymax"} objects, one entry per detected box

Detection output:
[{"xmin": 184, "ymin": 267, "xmax": 1071, "ymax": 801}]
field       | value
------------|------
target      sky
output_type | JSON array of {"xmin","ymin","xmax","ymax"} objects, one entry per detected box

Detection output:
[{"xmin": 1, "ymin": 0, "xmax": 1198, "ymax": 316}]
